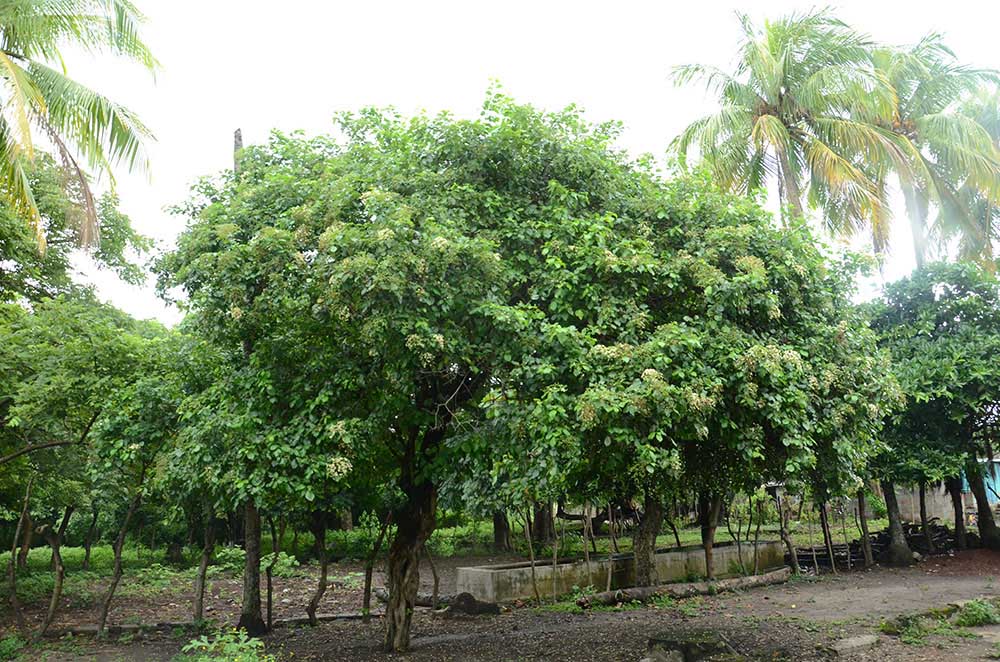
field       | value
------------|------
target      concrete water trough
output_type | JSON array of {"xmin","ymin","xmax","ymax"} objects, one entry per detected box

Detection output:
[{"xmin": 455, "ymin": 540, "xmax": 785, "ymax": 603}]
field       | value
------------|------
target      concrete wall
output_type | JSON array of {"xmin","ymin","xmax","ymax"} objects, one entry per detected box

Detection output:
[
  {"xmin": 894, "ymin": 484, "xmax": 953, "ymax": 522},
  {"xmin": 455, "ymin": 540, "xmax": 785, "ymax": 603}
]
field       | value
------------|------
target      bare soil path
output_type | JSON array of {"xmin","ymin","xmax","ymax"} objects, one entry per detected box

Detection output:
[{"xmin": 13, "ymin": 550, "xmax": 1000, "ymax": 661}]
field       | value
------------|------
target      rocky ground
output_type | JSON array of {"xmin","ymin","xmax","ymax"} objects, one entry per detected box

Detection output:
[{"xmin": 11, "ymin": 550, "xmax": 1000, "ymax": 660}]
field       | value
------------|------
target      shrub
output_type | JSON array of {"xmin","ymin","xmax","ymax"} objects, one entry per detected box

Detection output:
[
  {"xmin": 177, "ymin": 628, "xmax": 276, "ymax": 661},
  {"xmin": 211, "ymin": 546, "xmax": 246, "ymax": 573},
  {"xmin": 955, "ymin": 599, "xmax": 1000, "ymax": 627}
]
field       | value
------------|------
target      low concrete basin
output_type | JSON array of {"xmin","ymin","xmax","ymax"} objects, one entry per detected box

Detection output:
[{"xmin": 455, "ymin": 540, "xmax": 784, "ymax": 603}]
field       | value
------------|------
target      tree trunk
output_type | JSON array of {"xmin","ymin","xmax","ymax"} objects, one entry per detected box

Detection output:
[
  {"xmin": 698, "ymin": 493, "xmax": 722, "ymax": 580},
  {"xmin": 581, "ymin": 503, "xmax": 592, "ymax": 583},
  {"xmin": 98, "ymin": 472, "xmax": 145, "ymax": 636},
  {"xmin": 307, "ymin": 513, "xmax": 327, "ymax": 626},
  {"xmin": 918, "ymin": 482, "xmax": 936, "ymax": 553},
  {"xmin": 423, "ymin": 543, "xmax": 440, "ymax": 610},
  {"xmin": 633, "ymin": 494, "xmax": 663, "ymax": 587},
  {"xmin": 265, "ymin": 517, "xmax": 285, "ymax": 631},
  {"xmin": 752, "ymin": 500, "xmax": 763, "ymax": 575},
  {"xmin": 903, "ymin": 185, "xmax": 929, "ymax": 269},
  {"xmin": 857, "ymin": 490, "xmax": 874, "ymax": 568},
  {"xmin": 193, "ymin": 508, "xmax": 215, "ymax": 622},
  {"xmin": 17, "ymin": 512, "xmax": 32, "ymax": 570},
  {"xmin": 523, "ymin": 510, "xmax": 542, "ymax": 601},
  {"xmin": 82, "ymin": 508, "xmax": 99, "ymax": 571},
  {"xmin": 946, "ymin": 476, "xmax": 967, "ymax": 550},
  {"xmin": 384, "ymin": 480, "xmax": 436, "ymax": 653},
  {"xmin": 966, "ymin": 461, "xmax": 1000, "ymax": 549},
  {"xmin": 362, "ymin": 512, "xmax": 392, "ymax": 623},
  {"xmin": 8, "ymin": 477, "xmax": 33, "ymax": 632},
  {"xmin": 531, "ymin": 502, "xmax": 553, "ymax": 544},
  {"xmin": 778, "ymin": 147, "xmax": 804, "ymax": 221},
  {"xmin": 818, "ymin": 501, "xmax": 838, "ymax": 574},
  {"xmin": 237, "ymin": 501, "xmax": 266, "ymax": 635},
  {"xmin": 881, "ymin": 480, "xmax": 913, "ymax": 566},
  {"xmin": 776, "ymin": 492, "xmax": 800, "ymax": 575},
  {"xmin": 492, "ymin": 511, "xmax": 511, "ymax": 552},
  {"xmin": 36, "ymin": 507, "xmax": 73, "ymax": 639}
]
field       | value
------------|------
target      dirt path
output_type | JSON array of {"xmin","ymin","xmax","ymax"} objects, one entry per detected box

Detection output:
[{"xmin": 15, "ymin": 550, "xmax": 1000, "ymax": 661}]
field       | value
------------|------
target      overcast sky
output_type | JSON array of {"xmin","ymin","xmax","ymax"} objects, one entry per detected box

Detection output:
[{"xmin": 71, "ymin": 0, "xmax": 1000, "ymax": 324}]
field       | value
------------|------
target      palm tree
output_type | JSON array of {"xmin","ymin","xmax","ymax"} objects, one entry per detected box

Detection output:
[
  {"xmin": 935, "ymin": 86, "xmax": 1000, "ymax": 263},
  {"xmin": 0, "ymin": 0, "xmax": 157, "ymax": 249},
  {"xmin": 673, "ymin": 10, "xmax": 907, "ymax": 244},
  {"xmin": 870, "ymin": 35, "xmax": 1000, "ymax": 267}
]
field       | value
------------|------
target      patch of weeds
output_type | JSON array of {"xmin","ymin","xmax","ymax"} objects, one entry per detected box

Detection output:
[
  {"xmin": 212, "ymin": 548, "xmax": 299, "ymax": 578},
  {"xmin": 989, "ymin": 642, "xmax": 1000, "ymax": 659},
  {"xmin": 955, "ymin": 599, "xmax": 1000, "ymax": 627},
  {"xmin": 879, "ymin": 614, "xmax": 975, "ymax": 645},
  {"xmin": 117, "ymin": 632, "xmax": 135, "ymax": 645},
  {"xmin": 175, "ymin": 628, "xmax": 277, "ymax": 661},
  {"xmin": 0, "ymin": 635, "xmax": 26, "ymax": 661},
  {"xmin": 333, "ymin": 571, "xmax": 365, "ymax": 590}
]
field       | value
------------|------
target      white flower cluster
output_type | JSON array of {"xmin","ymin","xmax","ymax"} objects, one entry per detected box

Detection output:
[{"xmin": 326, "ymin": 456, "xmax": 352, "ymax": 480}]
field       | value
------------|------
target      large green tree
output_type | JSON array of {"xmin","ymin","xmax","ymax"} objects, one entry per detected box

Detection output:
[{"xmin": 871, "ymin": 262, "xmax": 1000, "ymax": 558}]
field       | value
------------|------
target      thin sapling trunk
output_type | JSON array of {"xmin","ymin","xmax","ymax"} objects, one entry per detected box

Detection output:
[
  {"xmin": 8, "ymin": 477, "xmax": 33, "ymax": 632},
  {"xmin": 857, "ymin": 490, "xmax": 874, "ymax": 568},
  {"xmin": 37, "ymin": 506, "xmax": 74, "ymax": 639}
]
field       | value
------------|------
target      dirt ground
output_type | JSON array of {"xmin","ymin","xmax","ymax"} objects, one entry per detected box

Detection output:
[{"xmin": 13, "ymin": 550, "xmax": 1000, "ymax": 661}]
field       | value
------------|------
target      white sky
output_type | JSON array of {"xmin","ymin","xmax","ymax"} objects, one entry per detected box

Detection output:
[{"xmin": 70, "ymin": 0, "xmax": 1000, "ymax": 324}]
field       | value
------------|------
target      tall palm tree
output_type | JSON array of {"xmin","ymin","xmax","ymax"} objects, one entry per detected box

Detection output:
[
  {"xmin": 934, "ymin": 86, "xmax": 1000, "ymax": 264},
  {"xmin": 870, "ymin": 35, "xmax": 1000, "ymax": 267},
  {"xmin": 673, "ymin": 10, "xmax": 908, "ymax": 245},
  {"xmin": 0, "ymin": 0, "xmax": 157, "ymax": 249}
]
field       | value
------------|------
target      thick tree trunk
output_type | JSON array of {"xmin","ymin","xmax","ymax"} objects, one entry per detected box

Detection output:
[
  {"xmin": 818, "ymin": 501, "xmax": 838, "ymax": 574},
  {"xmin": 881, "ymin": 480, "xmax": 913, "ymax": 566},
  {"xmin": 857, "ymin": 490, "xmax": 874, "ymax": 568},
  {"xmin": 237, "ymin": 501, "xmax": 267, "ymax": 635},
  {"xmin": 633, "ymin": 494, "xmax": 663, "ymax": 587},
  {"xmin": 193, "ymin": 510, "xmax": 215, "ymax": 622},
  {"xmin": 531, "ymin": 502, "xmax": 553, "ymax": 544},
  {"xmin": 492, "ymin": 511, "xmax": 511, "ymax": 552},
  {"xmin": 966, "ymin": 462, "xmax": 1000, "ymax": 550},
  {"xmin": 8, "ymin": 478, "xmax": 33, "ymax": 632},
  {"xmin": 776, "ymin": 492, "xmax": 800, "ymax": 575},
  {"xmin": 384, "ymin": 481, "xmax": 436, "ymax": 653},
  {"xmin": 37, "ymin": 507, "xmax": 73, "ymax": 639},
  {"xmin": 698, "ymin": 493, "xmax": 722, "ymax": 580},
  {"xmin": 82, "ymin": 508, "xmax": 99, "ymax": 571},
  {"xmin": 946, "ymin": 477, "xmax": 967, "ymax": 550},
  {"xmin": 306, "ymin": 514, "xmax": 327, "ymax": 626},
  {"xmin": 339, "ymin": 509, "xmax": 353, "ymax": 531},
  {"xmin": 918, "ymin": 482, "xmax": 936, "ymax": 553}
]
